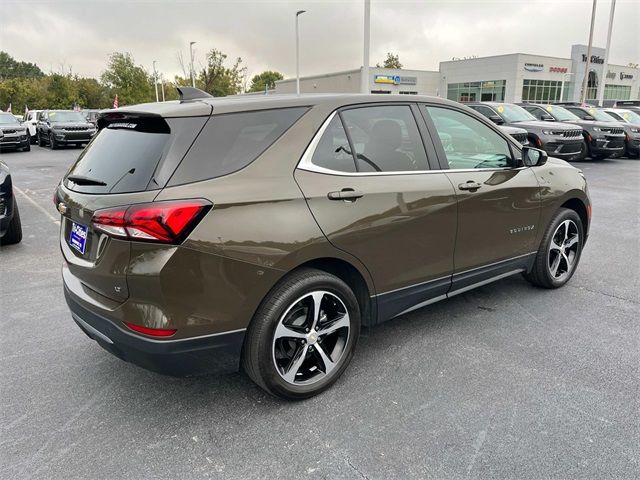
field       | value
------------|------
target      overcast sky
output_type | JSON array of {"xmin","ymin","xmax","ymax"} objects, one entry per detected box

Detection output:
[{"xmin": 1, "ymin": 0, "xmax": 638, "ymax": 83}]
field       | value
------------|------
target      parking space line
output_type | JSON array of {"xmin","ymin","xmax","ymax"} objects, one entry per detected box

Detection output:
[{"xmin": 13, "ymin": 186, "xmax": 60, "ymax": 225}]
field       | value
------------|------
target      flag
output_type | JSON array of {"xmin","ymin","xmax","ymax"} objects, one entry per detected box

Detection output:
[
  {"xmin": 113, "ymin": 95, "xmax": 119, "ymax": 109},
  {"xmin": 7, "ymin": 103, "xmax": 11, "ymax": 113},
  {"xmin": 25, "ymin": 105, "xmax": 29, "ymax": 115}
]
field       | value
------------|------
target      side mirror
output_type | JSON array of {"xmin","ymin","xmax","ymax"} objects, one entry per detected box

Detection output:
[
  {"xmin": 584, "ymin": 115, "xmax": 595, "ymax": 121},
  {"xmin": 541, "ymin": 114, "xmax": 555, "ymax": 121},
  {"xmin": 488, "ymin": 115, "xmax": 504, "ymax": 125},
  {"xmin": 522, "ymin": 146, "xmax": 548, "ymax": 167}
]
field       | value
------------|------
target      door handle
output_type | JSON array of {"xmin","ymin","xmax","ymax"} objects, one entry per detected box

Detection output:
[
  {"xmin": 458, "ymin": 181, "xmax": 482, "ymax": 191},
  {"xmin": 327, "ymin": 188, "xmax": 364, "ymax": 201}
]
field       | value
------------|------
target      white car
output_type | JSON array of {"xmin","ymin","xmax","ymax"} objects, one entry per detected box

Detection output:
[{"xmin": 22, "ymin": 110, "xmax": 43, "ymax": 144}]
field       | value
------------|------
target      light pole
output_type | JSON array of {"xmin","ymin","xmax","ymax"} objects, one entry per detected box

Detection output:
[
  {"xmin": 580, "ymin": 0, "xmax": 597, "ymax": 105},
  {"xmin": 597, "ymin": 0, "xmax": 616, "ymax": 106},
  {"xmin": 560, "ymin": 72, "xmax": 575, "ymax": 102},
  {"xmin": 361, "ymin": 0, "xmax": 371, "ymax": 94},
  {"xmin": 295, "ymin": 10, "xmax": 306, "ymax": 95},
  {"xmin": 189, "ymin": 41, "xmax": 196, "ymax": 88},
  {"xmin": 152, "ymin": 60, "xmax": 159, "ymax": 102},
  {"xmin": 161, "ymin": 73, "xmax": 165, "ymax": 102}
]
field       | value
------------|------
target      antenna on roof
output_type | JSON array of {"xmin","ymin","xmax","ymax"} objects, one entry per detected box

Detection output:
[{"xmin": 176, "ymin": 86, "xmax": 213, "ymax": 102}]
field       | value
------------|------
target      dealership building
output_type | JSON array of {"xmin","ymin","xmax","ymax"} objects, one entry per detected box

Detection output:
[{"xmin": 274, "ymin": 44, "xmax": 639, "ymax": 105}]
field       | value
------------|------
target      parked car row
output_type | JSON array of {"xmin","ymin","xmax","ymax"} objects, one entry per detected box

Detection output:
[{"xmin": 464, "ymin": 101, "xmax": 640, "ymax": 160}]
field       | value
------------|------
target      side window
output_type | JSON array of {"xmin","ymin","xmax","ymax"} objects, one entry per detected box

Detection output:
[
  {"xmin": 168, "ymin": 107, "xmax": 308, "ymax": 186},
  {"xmin": 525, "ymin": 106, "xmax": 545, "ymax": 120},
  {"xmin": 426, "ymin": 106, "xmax": 513, "ymax": 170},
  {"xmin": 606, "ymin": 111, "xmax": 623, "ymax": 121},
  {"xmin": 311, "ymin": 115, "xmax": 357, "ymax": 172},
  {"xmin": 470, "ymin": 105, "xmax": 496, "ymax": 119},
  {"xmin": 567, "ymin": 108, "xmax": 588, "ymax": 120},
  {"xmin": 339, "ymin": 105, "xmax": 430, "ymax": 172}
]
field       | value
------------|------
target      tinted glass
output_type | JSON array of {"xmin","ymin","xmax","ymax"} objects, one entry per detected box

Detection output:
[
  {"xmin": 311, "ymin": 115, "xmax": 357, "ymax": 172},
  {"xmin": 470, "ymin": 105, "xmax": 496, "ymax": 119},
  {"xmin": 523, "ymin": 106, "xmax": 545, "ymax": 120},
  {"xmin": 339, "ymin": 105, "xmax": 429, "ymax": 172},
  {"xmin": 169, "ymin": 107, "xmax": 307, "ymax": 185},
  {"xmin": 65, "ymin": 122, "xmax": 171, "ymax": 194},
  {"xmin": 426, "ymin": 106, "xmax": 513, "ymax": 169},
  {"xmin": 566, "ymin": 107, "xmax": 591, "ymax": 120}
]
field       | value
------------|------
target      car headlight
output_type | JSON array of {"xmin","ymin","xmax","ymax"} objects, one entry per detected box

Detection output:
[
  {"xmin": 592, "ymin": 127, "xmax": 602, "ymax": 132},
  {"xmin": 541, "ymin": 130, "xmax": 554, "ymax": 135},
  {"xmin": 630, "ymin": 127, "xmax": 640, "ymax": 133}
]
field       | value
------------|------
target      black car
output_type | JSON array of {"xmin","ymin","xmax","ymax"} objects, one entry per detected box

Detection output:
[
  {"xmin": 0, "ymin": 112, "xmax": 30, "ymax": 152},
  {"xmin": 519, "ymin": 103, "xmax": 626, "ymax": 160},
  {"xmin": 560, "ymin": 105, "xmax": 635, "ymax": 159},
  {"xmin": 0, "ymin": 160, "xmax": 22, "ymax": 245},
  {"xmin": 36, "ymin": 110, "xmax": 97, "ymax": 149},
  {"xmin": 467, "ymin": 102, "xmax": 584, "ymax": 161}
]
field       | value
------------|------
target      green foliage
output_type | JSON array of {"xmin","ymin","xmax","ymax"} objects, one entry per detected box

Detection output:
[
  {"xmin": 100, "ymin": 52, "xmax": 154, "ymax": 106},
  {"xmin": 198, "ymin": 49, "xmax": 247, "ymax": 97},
  {"xmin": 376, "ymin": 52, "xmax": 403, "ymax": 69},
  {"xmin": 248, "ymin": 71, "xmax": 284, "ymax": 92},
  {"xmin": 0, "ymin": 51, "xmax": 44, "ymax": 80}
]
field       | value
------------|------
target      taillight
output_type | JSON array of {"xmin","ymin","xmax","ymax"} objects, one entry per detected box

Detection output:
[
  {"xmin": 125, "ymin": 322, "xmax": 177, "ymax": 337},
  {"xmin": 92, "ymin": 199, "xmax": 211, "ymax": 244}
]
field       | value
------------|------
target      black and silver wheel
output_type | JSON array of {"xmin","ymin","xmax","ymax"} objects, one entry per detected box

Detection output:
[
  {"xmin": 243, "ymin": 268, "xmax": 360, "ymax": 400},
  {"xmin": 49, "ymin": 133, "xmax": 57, "ymax": 150},
  {"xmin": 524, "ymin": 208, "xmax": 583, "ymax": 288}
]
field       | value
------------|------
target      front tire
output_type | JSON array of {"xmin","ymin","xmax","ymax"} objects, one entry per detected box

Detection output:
[
  {"xmin": 242, "ymin": 268, "xmax": 360, "ymax": 400},
  {"xmin": 524, "ymin": 208, "xmax": 583, "ymax": 289},
  {"xmin": 49, "ymin": 133, "xmax": 58, "ymax": 150},
  {"xmin": 37, "ymin": 132, "xmax": 44, "ymax": 147},
  {"xmin": 1, "ymin": 198, "xmax": 23, "ymax": 245}
]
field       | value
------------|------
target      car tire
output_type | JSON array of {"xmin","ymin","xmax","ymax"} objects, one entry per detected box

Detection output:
[
  {"xmin": 49, "ymin": 133, "xmax": 57, "ymax": 150},
  {"xmin": 242, "ymin": 268, "xmax": 360, "ymax": 400},
  {"xmin": 37, "ymin": 132, "xmax": 44, "ymax": 147},
  {"xmin": 1, "ymin": 198, "xmax": 23, "ymax": 246},
  {"xmin": 22, "ymin": 142, "xmax": 31, "ymax": 152},
  {"xmin": 577, "ymin": 141, "xmax": 587, "ymax": 161},
  {"xmin": 524, "ymin": 208, "xmax": 584, "ymax": 289}
]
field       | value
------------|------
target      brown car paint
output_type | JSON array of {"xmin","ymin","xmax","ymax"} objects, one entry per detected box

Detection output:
[{"xmin": 58, "ymin": 94, "xmax": 590, "ymax": 370}]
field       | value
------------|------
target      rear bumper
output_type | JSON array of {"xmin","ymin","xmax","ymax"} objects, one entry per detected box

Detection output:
[{"xmin": 64, "ymin": 284, "xmax": 245, "ymax": 376}]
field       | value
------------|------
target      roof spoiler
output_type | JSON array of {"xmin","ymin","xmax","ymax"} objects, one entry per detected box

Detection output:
[{"xmin": 176, "ymin": 86, "xmax": 213, "ymax": 102}]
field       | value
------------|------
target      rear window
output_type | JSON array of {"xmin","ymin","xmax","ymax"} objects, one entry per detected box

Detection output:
[
  {"xmin": 167, "ymin": 107, "xmax": 308, "ymax": 186},
  {"xmin": 64, "ymin": 116, "xmax": 206, "ymax": 194}
]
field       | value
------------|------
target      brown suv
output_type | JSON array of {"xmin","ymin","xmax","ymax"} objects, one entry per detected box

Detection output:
[{"xmin": 56, "ymin": 90, "xmax": 591, "ymax": 399}]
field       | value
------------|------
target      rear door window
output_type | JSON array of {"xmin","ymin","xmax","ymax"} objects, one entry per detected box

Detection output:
[{"xmin": 168, "ymin": 107, "xmax": 308, "ymax": 186}]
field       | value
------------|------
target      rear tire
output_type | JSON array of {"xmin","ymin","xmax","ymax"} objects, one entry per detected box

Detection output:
[
  {"xmin": 1, "ymin": 199, "xmax": 23, "ymax": 246},
  {"xmin": 524, "ymin": 208, "xmax": 583, "ymax": 289},
  {"xmin": 242, "ymin": 268, "xmax": 360, "ymax": 400}
]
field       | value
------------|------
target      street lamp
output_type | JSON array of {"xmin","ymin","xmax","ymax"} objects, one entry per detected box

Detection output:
[
  {"xmin": 560, "ymin": 72, "xmax": 575, "ymax": 102},
  {"xmin": 295, "ymin": 10, "xmax": 306, "ymax": 95},
  {"xmin": 152, "ymin": 60, "xmax": 159, "ymax": 102},
  {"xmin": 189, "ymin": 41, "xmax": 196, "ymax": 88}
]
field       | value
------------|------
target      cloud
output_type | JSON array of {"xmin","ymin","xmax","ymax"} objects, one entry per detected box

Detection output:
[{"xmin": 1, "ymin": 0, "xmax": 637, "ymax": 84}]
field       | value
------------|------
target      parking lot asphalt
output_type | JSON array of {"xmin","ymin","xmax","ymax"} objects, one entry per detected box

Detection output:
[{"xmin": 1, "ymin": 145, "xmax": 639, "ymax": 480}]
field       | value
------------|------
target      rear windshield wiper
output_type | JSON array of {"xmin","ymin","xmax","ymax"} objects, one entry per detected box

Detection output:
[{"xmin": 66, "ymin": 174, "xmax": 107, "ymax": 186}]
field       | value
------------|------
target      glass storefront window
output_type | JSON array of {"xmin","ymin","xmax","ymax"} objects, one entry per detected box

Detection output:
[
  {"xmin": 522, "ymin": 79, "xmax": 563, "ymax": 103},
  {"xmin": 603, "ymin": 84, "xmax": 631, "ymax": 101},
  {"xmin": 446, "ymin": 80, "xmax": 505, "ymax": 103}
]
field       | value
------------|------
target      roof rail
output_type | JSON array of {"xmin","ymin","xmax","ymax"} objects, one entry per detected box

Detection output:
[{"xmin": 176, "ymin": 86, "xmax": 213, "ymax": 102}]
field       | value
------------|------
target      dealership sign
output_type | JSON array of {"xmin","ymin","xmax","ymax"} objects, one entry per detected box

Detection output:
[
  {"xmin": 581, "ymin": 54, "xmax": 604, "ymax": 64},
  {"xmin": 524, "ymin": 63, "xmax": 544, "ymax": 72},
  {"xmin": 606, "ymin": 70, "xmax": 634, "ymax": 81},
  {"xmin": 374, "ymin": 75, "xmax": 400, "ymax": 85},
  {"xmin": 549, "ymin": 66, "xmax": 568, "ymax": 73}
]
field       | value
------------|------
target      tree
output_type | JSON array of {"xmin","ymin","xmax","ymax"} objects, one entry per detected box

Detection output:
[
  {"xmin": 100, "ymin": 52, "xmax": 154, "ymax": 106},
  {"xmin": 198, "ymin": 49, "xmax": 247, "ymax": 97},
  {"xmin": 248, "ymin": 71, "xmax": 284, "ymax": 92},
  {"xmin": 0, "ymin": 51, "xmax": 44, "ymax": 80},
  {"xmin": 376, "ymin": 52, "xmax": 402, "ymax": 69}
]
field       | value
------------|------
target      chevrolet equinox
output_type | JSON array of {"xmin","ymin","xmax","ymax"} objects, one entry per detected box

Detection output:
[{"xmin": 56, "ymin": 89, "xmax": 591, "ymax": 399}]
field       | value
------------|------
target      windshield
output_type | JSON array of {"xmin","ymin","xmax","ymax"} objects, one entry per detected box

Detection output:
[
  {"xmin": 0, "ymin": 113, "xmax": 20, "ymax": 125},
  {"xmin": 495, "ymin": 104, "xmax": 536, "ymax": 123},
  {"xmin": 545, "ymin": 105, "xmax": 580, "ymax": 121},
  {"xmin": 586, "ymin": 108, "xmax": 617, "ymax": 122},
  {"xmin": 48, "ymin": 111, "xmax": 86, "ymax": 123},
  {"xmin": 612, "ymin": 110, "xmax": 640, "ymax": 124}
]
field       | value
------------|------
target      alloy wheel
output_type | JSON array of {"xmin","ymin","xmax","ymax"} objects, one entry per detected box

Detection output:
[
  {"xmin": 272, "ymin": 291, "xmax": 350, "ymax": 386},
  {"xmin": 548, "ymin": 219, "xmax": 579, "ymax": 282}
]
